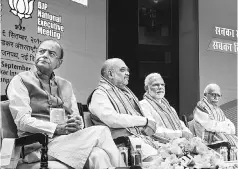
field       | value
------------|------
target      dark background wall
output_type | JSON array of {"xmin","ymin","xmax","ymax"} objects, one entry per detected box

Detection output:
[
  {"xmin": 108, "ymin": 0, "xmax": 180, "ymax": 113},
  {"xmin": 178, "ymin": 0, "xmax": 199, "ymax": 118},
  {"xmin": 107, "ymin": 0, "xmax": 139, "ymax": 95}
]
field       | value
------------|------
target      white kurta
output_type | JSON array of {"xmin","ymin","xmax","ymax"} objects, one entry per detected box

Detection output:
[
  {"xmin": 140, "ymin": 99, "xmax": 192, "ymax": 140},
  {"xmin": 89, "ymin": 89, "xmax": 159, "ymax": 160},
  {"xmin": 193, "ymin": 105, "xmax": 235, "ymax": 134},
  {"xmin": 7, "ymin": 71, "xmax": 125, "ymax": 169},
  {"xmin": 47, "ymin": 126, "xmax": 126, "ymax": 169},
  {"xmin": 193, "ymin": 98, "xmax": 237, "ymax": 147}
]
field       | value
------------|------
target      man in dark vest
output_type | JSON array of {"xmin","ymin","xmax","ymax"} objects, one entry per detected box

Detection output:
[{"xmin": 7, "ymin": 40, "xmax": 126, "ymax": 169}]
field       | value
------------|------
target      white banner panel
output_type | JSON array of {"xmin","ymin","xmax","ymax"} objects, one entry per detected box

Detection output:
[{"xmin": 1, "ymin": 0, "xmax": 107, "ymax": 103}]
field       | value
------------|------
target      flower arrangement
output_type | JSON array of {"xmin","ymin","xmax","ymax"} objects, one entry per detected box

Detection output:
[{"xmin": 142, "ymin": 137, "xmax": 238, "ymax": 169}]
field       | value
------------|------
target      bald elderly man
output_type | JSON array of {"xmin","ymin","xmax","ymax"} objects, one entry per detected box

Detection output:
[
  {"xmin": 193, "ymin": 83, "xmax": 238, "ymax": 148},
  {"xmin": 88, "ymin": 58, "xmax": 161, "ymax": 162},
  {"xmin": 7, "ymin": 40, "xmax": 126, "ymax": 169}
]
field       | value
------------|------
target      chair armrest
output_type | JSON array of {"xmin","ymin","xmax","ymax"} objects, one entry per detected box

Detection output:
[
  {"xmin": 15, "ymin": 133, "xmax": 48, "ymax": 146},
  {"xmin": 114, "ymin": 136, "xmax": 132, "ymax": 166},
  {"xmin": 207, "ymin": 141, "xmax": 231, "ymax": 161},
  {"xmin": 114, "ymin": 136, "xmax": 130, "ymax": 146},
  {"xmin": 207, "ymin": 141, "xmax": 231, "ymax": 149},
  {"xmin": 16, "ymin": 133, "xmax": 49, "ymax": 169}
]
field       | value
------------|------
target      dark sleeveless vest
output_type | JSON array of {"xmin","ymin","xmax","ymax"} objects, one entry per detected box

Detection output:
[{"xmin": 17, "ymin": 71, "xmax": 74, "ymax": 122}]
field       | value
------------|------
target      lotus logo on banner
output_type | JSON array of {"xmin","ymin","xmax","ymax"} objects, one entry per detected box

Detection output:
[{"xmin": 8, "ymin": 0, "xmax": 35, "ymax": 30}]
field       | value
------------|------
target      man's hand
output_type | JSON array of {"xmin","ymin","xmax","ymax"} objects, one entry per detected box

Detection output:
[
  {"xmin": 182, "ymin": 131, "xmax": 193, "ymax": 140},
  {"xmin": 142, "ymin": 119, "xmax": 156, "ymax": 136},
  {"xmin": 65, "ymin": 115, "xmax": 83, "ymax": 134},
  {"xmin": 54, "ymin": 123, "xmax": 68, "ymax": 135}
]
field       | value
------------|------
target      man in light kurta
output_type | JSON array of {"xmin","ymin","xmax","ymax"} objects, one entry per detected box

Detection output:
[
  {"xmin": 139, "ymin": 73, "xmax": 193, "ymax": 140},
  {"xmin": 88, "ymin": 58, "xmax": 160, "ymax": 161},
  {"xmin": 7, "ymin": 40, "xmax": 126, "ymax": 169},
  {"xmin": 193, "ymin": 83, "xmax": 238, "ymax": 148}
]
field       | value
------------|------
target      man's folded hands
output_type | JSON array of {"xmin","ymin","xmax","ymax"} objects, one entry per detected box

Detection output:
[
  {"xmin": 142, "ymin": 119, "xmax": 157, "ymax": 136},
  {"xmin": 55, "ymin": 115, "xmax": 83, "ymax": 135}
]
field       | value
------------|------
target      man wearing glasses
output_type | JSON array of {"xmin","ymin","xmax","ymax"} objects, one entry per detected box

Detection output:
[
  {"xmin": 7, "ymin": 40, "xmax": 126, "ymax": 169},
  {"xmin": 193, "ymin": 83, "xmax": 238, "ymax": 148},
  {"xmin": 140, "ymin": 73, "xmax": 193, "ymax": 141}
]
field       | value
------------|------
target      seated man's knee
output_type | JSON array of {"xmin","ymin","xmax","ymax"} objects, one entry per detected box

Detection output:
[
  {"xmin": 95, "ymin": 125, "xmax": 110, "ymax": 132},
  {"xmin": 88, "ymin": 147, "xmax": 111, "ymax": 169},
  {"xmin": 90, "ymin": 125, "xmax": 111, "ymax": 135}
]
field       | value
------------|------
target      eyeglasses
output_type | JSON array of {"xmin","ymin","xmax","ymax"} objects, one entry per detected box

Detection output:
[
  {"xmin": 37, "ymin": 49, "xmax": 59, "ymax": 59},
  {"xmin": 152, "ymin": 83, "xmax": 165, "ymax": 87},
  {"xmin": 208, "ymin": 93, "xmax": 222, "ymax": 98}
]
